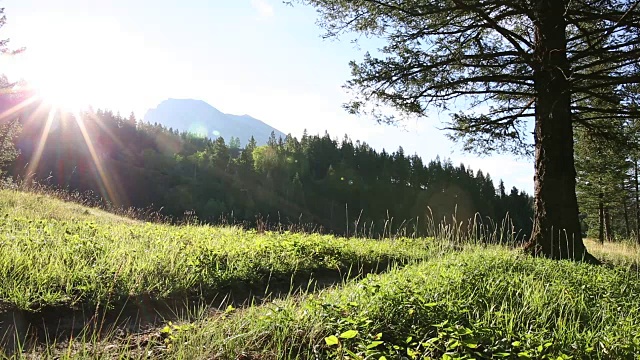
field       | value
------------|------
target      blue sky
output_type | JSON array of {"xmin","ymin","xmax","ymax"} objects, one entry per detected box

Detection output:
[{"xmin": 2, "ymin": 0, "xmax": 534, "ymax": 193}]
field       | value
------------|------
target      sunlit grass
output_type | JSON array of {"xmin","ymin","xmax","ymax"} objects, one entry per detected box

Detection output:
[
  {"xmin": 32, "ymin": 248, "xmax": 640, "ymax": 359},
  {"xmin": 161, "ymin": 250, "xmax": 640, "ymax": 359},
  {"xmin": 585, "ymin": 237, "xmax": 640, "ymax": 267},
  {"xmin": 0, "ymin": 189, "xmax": 137, "ymax": 224},
  {"xmin": 0, "ymin": 189, "xmax": 436, "ymax": 311},
  {"xmin": 3, "ymin": 189, "xmax": 640, "ymax": 359}
]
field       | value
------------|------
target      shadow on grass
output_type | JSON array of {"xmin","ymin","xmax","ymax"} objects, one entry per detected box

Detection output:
[{"xmin": 0, "ymin": 261, "xmax": 398, "ymax": 357}]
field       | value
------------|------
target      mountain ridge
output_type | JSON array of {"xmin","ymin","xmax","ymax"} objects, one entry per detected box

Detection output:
[{"xmin": 143, "ymin": 98, "xmax": 286, "ymax": 146}]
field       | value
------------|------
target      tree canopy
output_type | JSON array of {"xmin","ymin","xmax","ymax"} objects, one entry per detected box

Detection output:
[
  {"xmin": 0, "ymin": 8, "xmax": 22, "ymax": 174},
  {"xmin": 2, "ymin": 104, "xmax": 533, "ymax": 239},
  {"xmin": 292, "ymin": 0, "xmax": 640, "ymax": 262}
]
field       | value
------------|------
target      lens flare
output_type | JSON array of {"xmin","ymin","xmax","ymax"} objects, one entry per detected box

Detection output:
[{"xmin": 188, "ymin": 123, "xmax": 208, "ymax": 138}]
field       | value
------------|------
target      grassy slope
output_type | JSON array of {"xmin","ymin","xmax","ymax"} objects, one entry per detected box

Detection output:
[
  {"xmin": 0, "ymin": 189, "xmax": 137, "ymax": 224},
  {"xmin": 0, "ymin": 189, "xmax": 435, "ymax": 310},
  {"xmin": 164, "ymin": 248, "xmax": 640, "ymax": 359},
  {"xmin": 3, "ymin": 189, "xmax": 640, "ymax": 359},
  {"xmin": 40, "ymin": 246, "xmax": 640, "ymax": 359}
]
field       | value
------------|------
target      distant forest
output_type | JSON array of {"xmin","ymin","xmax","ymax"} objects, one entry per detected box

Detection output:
[{"xmin": 3, "ymin": 97, "xmax": 534, "ymax": 239}]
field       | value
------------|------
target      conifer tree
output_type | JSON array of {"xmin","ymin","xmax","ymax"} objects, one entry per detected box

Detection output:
[
  {"xmin": 291, "ymin": 0, "xmax": 640, "ymax": 262},
  {"xmin": 0, "ymin": 8, "xmax": 23, "ymax": 176},
  {"xmin": 575, "ymin": 123, "xmax": 630, "ymax": 242}
]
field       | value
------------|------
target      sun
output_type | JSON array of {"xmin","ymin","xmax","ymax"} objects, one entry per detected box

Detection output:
[
  {"xmin": 30, "ymin": 71, "xmax": 96, "ymax": 112},
  {"xmin": 5, "ymin": 39, "xmax": 102, "ymax": 112},
  {"xmin": 19, "ymin": 37, "xmax": 117, "ymax": 112},
  {"xmin": 0, "ymin": 12, "xmax": 176, "ymax": 209},
  {"xmin": 7, "ymin": 50, "xmax": 108, "ymax": 113},
  {"xmin": 2, "ymin": 14, "xmax": 154, "ymax": 114}
]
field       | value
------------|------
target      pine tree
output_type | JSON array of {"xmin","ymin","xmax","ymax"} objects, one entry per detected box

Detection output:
[
  {"xmin": 498, "ymin": 180, "xmax": 506, "ymax": 199},
  {"xmin": 229, "ymin": 136, "xmax": 241, "ymax": 150},
  {"xmin": 127, "ymin": 112, "xmax": 136, "ymax": 127},
  {"xmin": 0, "ymin": 9, "xmax": 23, "ymax": 175},
  {"xmin": 291, "ymin": 0, "xmax": 640, "ymax": 262},
  {"xmin": 211, "ymin": 137, "xmax": 230, "ymax": 170},
  {"xmin": 267, "ymin": 131, "xmax": 277, "ymax": 148},
  {"xmin": 575, "ymin": 122, "xmax": 631, "ymax": 242},
  {"xmin": 238, "ymin": 136, "xmax": 257, "ymax": 174},
  {"xmin": 0, "ymin": 117, "xmax": 20, "ymax": 175}
]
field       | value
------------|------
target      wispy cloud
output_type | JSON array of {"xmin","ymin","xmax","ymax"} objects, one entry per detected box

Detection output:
[{"xmin": 251, "ymin": 0, "xmax": 275, "ymax": 18}]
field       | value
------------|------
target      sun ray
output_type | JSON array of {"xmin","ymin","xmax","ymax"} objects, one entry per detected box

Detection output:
[
  {"xmin": 84, "ymin": 110, "xmax": 130, "ymax": 154},
  {"xmin": 80, "ymin": 110, "xmax": 131, "ymax": 208},
  {"xmin": 0, "ymin": 94, "xmax": 38, "ymax": 122},
  {"xmin": 24, "ymin": 106, "xmax": 56, "ymax": 184},
  {"xmin": 72, "ymin": 111, "xmax": 122, "ymax": 208}
]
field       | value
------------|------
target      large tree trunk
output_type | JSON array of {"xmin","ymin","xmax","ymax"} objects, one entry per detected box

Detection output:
[{"xmin": 525, "ymin": 0, "xmax": 599, "ymax": 263}]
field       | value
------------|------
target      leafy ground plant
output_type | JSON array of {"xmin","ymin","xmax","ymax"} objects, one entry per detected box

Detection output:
[
  {"xmin": 4, "ymin": 189, "xmax": 640, "ymax": 359},
  {"xmin": 156, "ymin": 249, "xmax": 640, "ymax": 359}
]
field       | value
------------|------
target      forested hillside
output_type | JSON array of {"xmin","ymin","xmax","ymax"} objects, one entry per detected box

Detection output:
[{"xmin": 4, "ymin": 98, "xmax": 533, "ymax": 238}]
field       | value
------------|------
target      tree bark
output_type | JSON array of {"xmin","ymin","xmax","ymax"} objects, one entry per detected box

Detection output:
[
  {"xmin": 599, "ymin": 191, "xmax": 605, "ymax": 244},
  {"xmin": 635, "ymin": 158, "xmax": 640, "ymax": 245},
  {"xmin": 623, "ymin": 180, "xmax": 631, "ymax": 238},
  {"xmin": 604, "ymin": 206, "xmax": 613, "ymax": 242},
  {"xmin": 525, "ymin": 0, "xmax": 599, "ymax": 263}
]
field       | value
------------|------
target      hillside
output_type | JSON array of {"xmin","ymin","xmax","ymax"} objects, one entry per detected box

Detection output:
[
  {"xmin": 6, "ymin": 107, "xmax": 534, "ymax": 239},
  {"xmin": 0, "ymin": 188, "xmax": 433, "ymax": 310},
  {"xmin": 1, "ymin": 189, "xmax": 639, "ymax": 359},
  {"xmin": 143, "ymin": 98, "xmax": 286, "ymax": 146},
  {"xmin": 0, "ymin": 189, "xmax": 137, "ymax": 224}
]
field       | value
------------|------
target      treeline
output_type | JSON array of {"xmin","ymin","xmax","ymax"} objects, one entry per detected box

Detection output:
[
  {"xmin": 5, "ymin": 100, "xmax": 533, "ymax": 238},
  {"xmin": 575, "ymin": 119, "xmax": 640, "ymax": 243}
]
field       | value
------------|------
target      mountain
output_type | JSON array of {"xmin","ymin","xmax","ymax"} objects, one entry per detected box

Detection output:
[{"xmin": 143, "ymin": 98, "xmax": 286, "ymax": 146}]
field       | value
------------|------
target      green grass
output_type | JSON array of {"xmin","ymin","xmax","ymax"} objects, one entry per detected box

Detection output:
[
  {"xmin": 0, "ymin": 189, "xmax": 435, "ymax": 310},
  {"xmin": 584, "ymin": 238, "xmax": 640, "ymax": 268},
  {"xmin": 137, "ymin": 249, "xmax": 640, "ymax": 359},
  {"xmin": 35, "ymin": 248, "xmax": 640, "ymax": 359},
  {"xmin": 3, "ymin": 188, "xmax": 640, "ymax": 359},
  {"xmin": 0, "ymin": 189, "xmax": 137, "ymax": 224}
]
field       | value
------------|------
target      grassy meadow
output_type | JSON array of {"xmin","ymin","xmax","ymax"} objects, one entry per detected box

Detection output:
[
  {"xmin": 1, "ymin": 189, "xmax": 640, "ymax": 359},
  {"xmin": 0, "ymin": 189, "xmax": 434, "ymax": 311}
]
